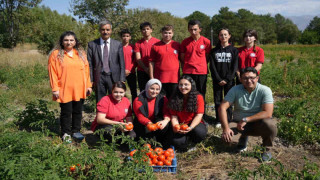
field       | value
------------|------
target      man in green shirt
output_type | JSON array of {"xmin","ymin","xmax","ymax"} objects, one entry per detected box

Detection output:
[{"xmin": 219, "ymin": 67, "xmax": 277, "ymax": 162}]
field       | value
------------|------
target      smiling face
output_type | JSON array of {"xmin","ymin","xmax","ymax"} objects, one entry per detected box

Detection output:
[
  {"xmin": 244, "ymin": 34, "xmax": 256, "ymax": 47},
  {"xmin": 161, "ymin": 30, "xmax": 173, "ymax": 43},
  {"xmin": 100, "ymin": 24, "xmax": 112, "ymax": 40},
  {"xmin": 147, "ymin": 84, "xmax": 160, "ymax": 98},
  {"xmin": 219, "ymin": 29, "xmax": 231, "ymax": 45},
  {"xmin": 188, "ymin": 24, "xmax": 201, "ymax": 39},
  {"xmin": 62, "ymin": 35, "xmax": 76, "ymax": 51},
  {"xmin": 178, "ymin": 79, "xmax": 192, "ymax": 95},
  {"xmin": 111, "ymin": 87, "xmax": 125, "ymax": 102},
  {"xmin": 240, "ymin": 72, "xmax": 259, "ymax": 92}
]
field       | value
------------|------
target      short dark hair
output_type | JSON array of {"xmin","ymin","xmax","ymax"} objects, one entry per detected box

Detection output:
[
  {"xmin": 112, "ymin": 81, "xmax": 127, "ymax": 91},
  {"xmin": 240, "ymin": 67, "xmax": 258, "ymax": 77},
  {"xmin": 140, "ymin": 22, "xmax": 152, "ymax": 30},
  {"xmin": 160, "ymin": 25, "xmax": 174, "ymax": 33},
  {"xmin": 120, "ymin": 29, "xmax": 131, "ymax": 36},
  {"xmin": 188, "ymin": 19, "xmax": 202, "ymax": 28}
]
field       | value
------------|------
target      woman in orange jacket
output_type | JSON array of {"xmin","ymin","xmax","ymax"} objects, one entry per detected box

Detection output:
[{"xmin": 48, "ymin": 31, "xmax": 92, "ymax": 143}]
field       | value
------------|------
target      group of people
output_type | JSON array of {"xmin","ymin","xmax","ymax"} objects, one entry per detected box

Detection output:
[{"xmin": 48, "ymin": 19, "xmax": 277, "ymax": 161}]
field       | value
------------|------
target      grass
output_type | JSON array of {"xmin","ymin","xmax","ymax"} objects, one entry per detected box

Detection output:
[{"xmin": 0, "ymin": 44, "xmax": 320, "ymax": 179}]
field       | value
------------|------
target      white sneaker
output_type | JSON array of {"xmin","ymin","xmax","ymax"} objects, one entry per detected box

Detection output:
[{"xmin": 62, "ymin": 133, "xmax": 72, "ymax": 143}]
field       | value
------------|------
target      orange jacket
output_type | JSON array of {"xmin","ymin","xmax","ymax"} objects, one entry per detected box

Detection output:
[{"xmin": 48, "ymin": 49, "xmax": 92, "ymax": 103}]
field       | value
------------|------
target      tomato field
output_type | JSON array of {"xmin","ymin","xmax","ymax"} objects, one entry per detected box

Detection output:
[{"xmin": 0, "ymin": 44, "xmax": 319, "ymax": 179}]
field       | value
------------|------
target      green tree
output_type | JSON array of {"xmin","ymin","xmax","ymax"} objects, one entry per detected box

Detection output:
[
  {"xmin": 275, "ymin": 14, "xmax": 300, "ymax": 44},
  {"xmin": 185, "ymin": 11, "xmax": 211, "ymax": 39},
  {"xmin": 306, "ymin": 16, "xmax": 320, "ymax": 33},
  {"xmin": 299, "ymin": 30, "xmax": 319, "ymax": 44},
  {"xmin": 0, "ymin": 0, "xmax": 41, "ymax": 48}
]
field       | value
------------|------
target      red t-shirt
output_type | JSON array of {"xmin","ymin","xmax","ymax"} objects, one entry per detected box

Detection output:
[
  {"xmin": 91, "ymin": 95, "xmax": 132, "ymax": 131},
  {"xmin": 169, "ymin": 94, "xmax": 204, "ymax": 125},
  {"xmin": 123, "ymin": 44, "xmax": 136, "ymax": 73},
  {"xmin": 180, "ymin": 36, "xmax": 211, "ymax": 74},
  {"xmin": 150, "ymin": 40, "xmax": 180, "ymax": 83},
  {"xmin": 133, "ymin": 96, "xmax": 170, "ymax": 126},
  {"xmin": 134, "ymin": 37, "xmax": 160, "ymax": 71},
  {"xmin": 238, "ymin": 46, "xmax": 264, "ymax": 74}
]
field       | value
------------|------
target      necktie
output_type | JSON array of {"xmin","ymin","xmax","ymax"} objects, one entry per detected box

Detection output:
[{"xmin": 103, "ymin": 40, "xmax": 110, "ymax": 73}]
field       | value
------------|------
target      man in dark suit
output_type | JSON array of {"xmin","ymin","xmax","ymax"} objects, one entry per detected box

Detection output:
[{"xmin": 87, "ymin": 20, "xmax": 126, "ymax": 102}]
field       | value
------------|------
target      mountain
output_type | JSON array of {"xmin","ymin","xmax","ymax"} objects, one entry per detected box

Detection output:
[{"xmin": 287, "ymin": 14, "xmax": 320, "ymax": 31}]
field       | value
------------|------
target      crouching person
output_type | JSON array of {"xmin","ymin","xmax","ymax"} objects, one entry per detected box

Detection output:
[{"xmin": 219, "ymin": 67, "xmax": 277, "ymax": 162}]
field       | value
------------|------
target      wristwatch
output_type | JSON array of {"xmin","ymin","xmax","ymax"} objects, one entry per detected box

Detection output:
[{"xmin": 241, "ymin": 117, "xmax": 248, "ymax": 123}]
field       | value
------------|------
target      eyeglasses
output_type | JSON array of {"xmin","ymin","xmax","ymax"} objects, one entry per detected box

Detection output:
[{"xmin": 241, "ymin": 76, "xmax": 257, "ymax": 81}]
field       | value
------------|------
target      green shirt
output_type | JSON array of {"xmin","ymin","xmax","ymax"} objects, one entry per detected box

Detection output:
[{"xmin": 224, "ymin": 83, "xmax": 273, "ymax": 121}]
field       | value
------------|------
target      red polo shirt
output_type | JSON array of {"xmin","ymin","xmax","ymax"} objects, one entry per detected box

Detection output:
[
  {"xmin": 133, "ymin": 96, "xmax": 170, "ymax": 126},
  {"xmin": 123, "ymin": 44, "xmax": 136, "ymax": 73},
  {"xmin": 150, "ymin": 40, "xmax": 180, "ymax": 83},
  {"xmin": 238, "ymin": 46, "xmax": 264, "ymax": 74},
  {"xmin": 91, "ymin": 95, "xmax": 132, "ymax": 131},
  {"xmin": 180, "ymin": 36, "xmax": 211, "ymax": 74},
  {"xmin": 134, "ymin": 37, "xmax": 160, "ymax": 71},
  {"xmin": 169, "ymin": 94, "xmax": 204, "ymax": 125}
]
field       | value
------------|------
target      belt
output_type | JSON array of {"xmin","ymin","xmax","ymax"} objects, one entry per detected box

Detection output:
[{"xmin": 101, "ymin": 71, "xmax": 111, "ymax": 76}]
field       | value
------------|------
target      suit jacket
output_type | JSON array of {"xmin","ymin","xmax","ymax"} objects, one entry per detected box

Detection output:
[{"xmin": 87, "ymin": 38, "xmax": 126, "ymax": 88}]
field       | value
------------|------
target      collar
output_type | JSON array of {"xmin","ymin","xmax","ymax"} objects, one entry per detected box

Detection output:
[{"xmin": 100, "ymin": 37, "xmax": 111, "ymax": 45}]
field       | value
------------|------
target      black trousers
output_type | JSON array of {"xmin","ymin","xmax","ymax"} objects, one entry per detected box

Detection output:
[
  {"xmin": 126, "ymin": 72, "xmax": 138, "ymax": 102},
  {"xmin": 183, "ymin": 74, "xmax": 207, "ymax": 100},
  {"xmin": 96, "ymin": 72, "xmax": 114, "ymax": 102},
  {"xmin": 213, "ymin": 80, "xmax": 234, "ymax": 123},
  {"xmin": 137, "ymin": 71, "xmax": 150, "ymax": 92},
  {"xmin": 171, "ymin": 123, "xmax": 207, "ymax": 150},
  {"xmin": 59, "ymin": 99, "xmax": 84, "ymax": 136},
  {"xmin": 95, "ymin": 124, "xmax": 136, "ymax": 143},
  {"xmin": 161, "ymin": 83, "xmax": 178, "ymax": 99},
  {"xmin": 133, "ymin": 118, "xmax": 171, "ymax": 149}
]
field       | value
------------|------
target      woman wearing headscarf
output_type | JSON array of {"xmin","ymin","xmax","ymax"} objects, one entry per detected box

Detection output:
[{"xmin": 133, "ymin": 79, "xmax": 171, "ymax": 147}]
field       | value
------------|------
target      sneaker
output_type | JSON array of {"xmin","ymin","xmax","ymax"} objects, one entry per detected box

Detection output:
[
  {"xmin": 72, "ymin": 132, "xmax": 84, "ymax": 141},
  {"xmin": 261, "ymin": 151, "xmax": 272, "ymax": 162},
  {"xmin": 215, "ymin": 122, "xmax": 221, "ymax": 128},
  {"xmin": 236, "ymin": 136, "xmax": 248, "ymax": 153},
  {"xmin": 62, "ymin": 133, "xmax": 72, "ymax": 143}
]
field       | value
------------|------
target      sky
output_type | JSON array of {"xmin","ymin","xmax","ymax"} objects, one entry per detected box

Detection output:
[{"xmin": 40, "ymin": 0, "xmax": 320, "ymax": 18}]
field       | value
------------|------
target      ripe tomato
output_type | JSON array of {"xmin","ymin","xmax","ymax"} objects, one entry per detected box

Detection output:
[
  {"xmin": 157, "ymin": 155, "xmax": 166, "ymax": 161},
  {"xmin": 146, "ymin": 149, "xmax": 153, "ymax": 157},
  {"xmin": 157, "ymin": 161, "xmax": 164, "ymax": 166},
  {"xmin": 174, "ymin": 124, "xmax": 180, "ymax": 131},
  {"xmin": 164, "ymin": 159, "xmax": 172, "ymax": 166},
  {"xmin": 149, "ymin": 151, "xmax": 158, "ymax": 159},
  {"xmin": 163, "ymin": 150, "xmax": 171, "ymax": 157},
  {"xmin": 143, "ymin": 143, "xmax": 152, "ymax": 149},
  {"xmin": 147, "ymin": 123, "xmax": 157, "ymax": 131},
  {"xmin": 152, "ymin": 157, "xmax": 158, "ymax": 164},
  {"xmin": 156, "ymin": 122, "xmax": 161, "ymax": 129},
  {"xmin": 130, "ymin": 149, "xmax": 137, "ymax": 157},
  {"xmin": 166, "ymin": 148, "xmax": 174, "ymax": 153},
  {"xmin": 125, "ymin": 123, "xmax": 133, "ymax": 131},
  {"xmin": 180, "ymin": 124, "xmax": 189, "ymax": 130},
  {"xmin": 168, "ymin": 152, "xmax": 175, "ymax": 158},
  {"xmin": 154, "ymin": 147, "xmax": 163, "ymax": 155},
  {"xmin": 69, "ymin": 165, "xmax": 76, "ymax": 172},
  {"xmin": 166, "ymin": 156, "xmax": 174, "ymax": 162}
]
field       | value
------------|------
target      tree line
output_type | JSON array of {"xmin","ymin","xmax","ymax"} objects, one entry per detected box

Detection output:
[{"xmin": 1, "ymin": 0, "xmax": 320, "ymax": 52}]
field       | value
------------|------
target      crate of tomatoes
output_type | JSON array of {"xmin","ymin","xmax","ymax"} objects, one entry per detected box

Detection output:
[{"xmin": 129, "ymin": 144, "xmax": 177, "ymax": 173}]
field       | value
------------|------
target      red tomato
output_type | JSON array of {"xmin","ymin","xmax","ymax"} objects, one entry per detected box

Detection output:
[
  {"xmin": 130, "ymin": 149, "xmax": 136, "ymax": 157},
  {"xmin": 147, "ymin": 123, "xmax": 157, "ymax": 131},
  {"xmin": 156, "ymin": 122, "xmax": 161, "ymax": 129},
  {"xmin": 149, "ymin": 151, "xmax": 158, "ymax": 159},
  {"xmin": 152, "ymin": 157, "xmax": 158, "ymax": 164},
  {"xmin": 166, "ymin": 148, "xmax": 174, "ymax": 153},
  {"xmin": 164, "ymin": 159, "xmax": 172, "ymax": 166},
  {"xmin": 166, "ymin": 156, "xmax": 174, "ymax": 162},
  {"xmin": 168, "ymin": 152, "xmax": 175, "ymax": 158},
  {"xmin": 143, "ymin": 144, "xmax": 152, "ymax": 149},
  {"xmin": 180, "ymin": 124, "xmax": 189, "ymax": 130},
  {"xmin": 69, "ymin": 165, "xmax": 76, "ymax": 172},
  {"xmin": 157, "ymin": 155, "xmax": 166, "ymax": 161},
  {"xmin": 154, "ymin": 147, "xmax": 163, "ymax": 155},
  {"xmin": 163, "ymin": 150, "xmax": 171, "ymax": 157},
  {"xmin": 125, "ymin": 123, "xmax": 133, "ymax": 131},
  {"xmin": 174, "ymin": 124, "xmax": 180, "ymax": 131},
  {"xmin": 157, "ymin": 161, "xmax": 164, "ymax": 166}
]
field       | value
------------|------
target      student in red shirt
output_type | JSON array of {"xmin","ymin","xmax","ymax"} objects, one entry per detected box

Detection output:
[
  {"xmin": 120, "ymin": 29, "xmax": 137, "ymax": 102},
  {"xmin": 168, "ymin": 75, "xmax": 208, "ymax": 152},
  {"xmin": 180, "ymin": 20, "xmax": 211, "ymax": 99},
  {"xmin": 150, "ymin": 25, "xmax": 180, "ymax": 99},
  {"xmin": 133, "ymin": 79, "xmax": 171, "ymax": 148},
  {"xmin": 91, "ymin": 82, "xmax": 136, "ymax": 143},
  {"xmin": 134, "ymin": 22, "xmax": 160, "ymax": 91},
  {"xmin": 237, "ymin": 29, "xmax": 264, "ymax": 84}
]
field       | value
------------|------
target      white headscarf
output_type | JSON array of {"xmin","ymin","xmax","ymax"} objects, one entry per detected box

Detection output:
[{"xmin": 144, "ymin": 79, "xmax": 162, "ymax": 99}]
